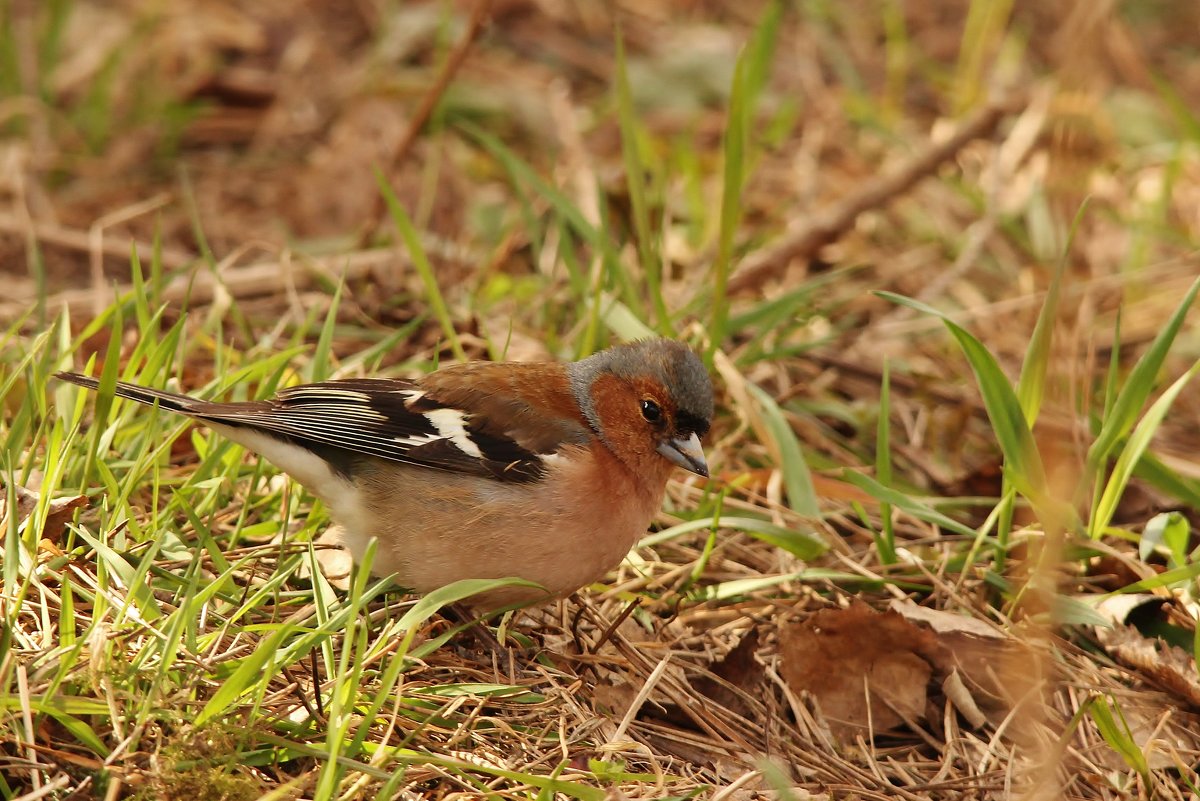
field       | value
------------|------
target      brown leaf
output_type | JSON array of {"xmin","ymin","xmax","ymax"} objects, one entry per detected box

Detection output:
[
  {"xmin": 778, "ymin": 603, "xmax": 938, "ymax": 739},
  {"xmin": 692, "ymin": 628, "xmax": 763, "ymax": 719},
  {"xmin": 889, "ymin": 598, "xmax": 1005, "ymax": 639},
  {"xmin": 591, "ymin": 680, "xmax": 639, "ymax": 718},
  {"xmin": 941, "ymin": 669, "xmax": 987, "ymax": 729},
  {"xmin": 889, "ymin": 598, "xmax": 1029, "ymax": 709},
  {"xmin": 0, "ymin": 483, "xmax": 88, "ymax": 543},
  {"xmin": 1097, "ymin": 624, "xmax": 1200, "ymax": 709}
]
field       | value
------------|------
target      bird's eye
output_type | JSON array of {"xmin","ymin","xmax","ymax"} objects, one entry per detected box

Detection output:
[{"xmin": 640, "ymin": 399, "xmax": 662, "ymax": 423}]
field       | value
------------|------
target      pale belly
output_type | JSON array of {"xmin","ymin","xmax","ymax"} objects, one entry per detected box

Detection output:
[{"xmin": 326, "ymin": 462, "xmax": 662, "ymax": 608}]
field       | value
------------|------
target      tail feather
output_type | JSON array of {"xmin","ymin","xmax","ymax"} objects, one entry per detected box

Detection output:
[
  {"xmin": 55, "ymin": 371, "xmax": 357, "ymax": 489},
  {"xmin": 55, "ymin": 371, "xmax": 201, "ymax": 415}
]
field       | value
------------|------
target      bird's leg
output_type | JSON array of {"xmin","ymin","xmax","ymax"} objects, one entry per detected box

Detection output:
[{"xmin": 443, "ymin": 602, "xmax": 510, "ymax": 658}]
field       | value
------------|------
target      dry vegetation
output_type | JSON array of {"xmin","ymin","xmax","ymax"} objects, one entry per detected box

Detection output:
[{"xmin": 3, "ymin": 0, "xmax": 1200, "ymax": 799}]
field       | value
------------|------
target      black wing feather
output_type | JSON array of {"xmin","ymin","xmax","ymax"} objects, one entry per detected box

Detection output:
[{"xmin": 57, "ymin": 373, "xmax": 552, "ymax": 483}]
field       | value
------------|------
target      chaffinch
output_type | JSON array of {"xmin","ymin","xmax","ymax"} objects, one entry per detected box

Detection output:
[{"xmin": 57, "ymin": 338, "xmax": 714, "ymax": 608}]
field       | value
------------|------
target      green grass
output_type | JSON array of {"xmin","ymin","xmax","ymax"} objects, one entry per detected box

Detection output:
[{"xmin": 1, "ymin": 305, "xmax": 619, "ymax": 798}]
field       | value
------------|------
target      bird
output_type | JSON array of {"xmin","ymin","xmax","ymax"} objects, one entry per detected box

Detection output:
[{"xmin": 57, "ymin": 338, "xmax": 714, "ymax": 609}]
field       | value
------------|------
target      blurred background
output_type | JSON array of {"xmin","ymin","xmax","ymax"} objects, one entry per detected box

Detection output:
[{"xmin": 4, "ymin": 1, "xmax": 1198, "ymax": 342}]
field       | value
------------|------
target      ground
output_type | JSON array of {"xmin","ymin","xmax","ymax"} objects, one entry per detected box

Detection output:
[{"xmin": 3, "ymin": 1, "xmax": 1200, "ymax": 799}]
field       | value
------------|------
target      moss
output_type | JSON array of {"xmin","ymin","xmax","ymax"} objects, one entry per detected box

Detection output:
[{"xmin": 128, "ymin": 727, "xmax": 265, "ymax": 801}]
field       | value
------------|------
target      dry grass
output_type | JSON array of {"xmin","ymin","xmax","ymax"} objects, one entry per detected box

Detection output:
[{"xmin": 3, "ymin": 0, "xmax": 1200, "ymax": 799}]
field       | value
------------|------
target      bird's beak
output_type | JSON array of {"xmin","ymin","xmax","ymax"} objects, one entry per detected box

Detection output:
[{"xmin": 657, "ymin": 432, "xmax": 709, "ymax": 478}]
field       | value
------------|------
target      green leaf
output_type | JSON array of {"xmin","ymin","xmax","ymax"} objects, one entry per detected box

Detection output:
[
  {"xmin": 38, "ymin": 709, "xmax": 110, "ymax": 756},
  {"xmin": 1194, "ymin": 615, "xmax": 1200, "ymax": 682},
  {"xmin": 1088, "ymin": 695, "xmax": 1149, "ymax": 782},
  {"xmin": 196, "ymin": 624, "xmax": 292, "ymax": 726},
  {"xmin": 841, "ymin": 469, "xmax": 978, "ymax": 538},
  {"xmin": 759, "ymin": 758, "xmax": 803, "ymax": 801},
  {"xmin": 1133, "ymin": 453, "xmax": 1200, "ymax": 511},
  {"xmin": 70, "ymin": 526, "xmax": 162, "ymax": 623},
  {"xmin": 601, "ymin": 300, "xmax": 656, "ymax": 342},
  {"xmin": 1016, "ymin": 252, "xmax": 1066, "ymax": 425},
  {"xmin": 1018, "ymin": 198, "xmax": 1088, "ymax": 419},
  {"xmin": 82, "ymin": 305, "xmax": 125, "ymax": 488},
  {"xmin": 1052, "ymin": 595, "xmax": 1112, "ymax": 628},
  {"xmin": 742, "ymin": 1, "xmax": 784, "ymax": 103},
  {"xmin": 1111, "ymin": 559, "xmax": 1200, "ymax": 594},
  {"xmin": 1139, "ymin": 510, "xmax": 1189, "ymax": 567},
  {"xmin": 945, "ymin": 324, "xmax": 1046, "ymax": 494},
  {"xmin": 740, "ymin": 521, "xmax": 827, "ymax": 561},
  {"xmin": 951, "ymin": 0, "xmax": 1015, "ymax": 114},
  {"xmin": 1091, "ymin": 360, "xmax": 1200, "ymax": 538},
  {"xmin": 746, "ymin": 383, "xmax": 819, "ymax": 517},
  {"xmin": 309, "ymin": 279, "xmax": 343, "ymax": 382},
  {"xmin": 1088, "ymin": 276, "xmax": 1200, "ymax": 469},
  {"xmin": 710, "ymin": 49, "xmax": 749, "ymax": 359},
  {"xmin": 640, "ymin": 515, "xmax": 826, "ymax": 559},
  {"xmin": 455, "ymin": 122, "xmax": 626, "ymax": 357},
  {"xmin": 375, "ymin": 169, "xmax": 465, "ymax": 361},
  {"xmin": 878, "ymin": 292, "xmax": 1047, "ymax": 502},
  {"xmin": 395, "ymin": 576, "xmax": 545, "ymax": 628}
]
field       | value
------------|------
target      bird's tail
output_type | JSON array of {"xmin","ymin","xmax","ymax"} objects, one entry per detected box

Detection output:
[{"xmin": 55, "ymin": 372, "xmax": 203, "ymax": 416}]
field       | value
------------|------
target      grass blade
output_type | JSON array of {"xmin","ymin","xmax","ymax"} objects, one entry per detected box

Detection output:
[
  {"xmin": 1088, "ymin": 276, "xmax": 1199, "ymax": 470},
  {"xmin": 746, "ymin": 383, "xmax": 819, "ymax": 517},
  {"xmin": 1016, "ymin": 248, "xmax": 1066, "ymax": 426},
  {"xmin": 878, "ymin": 292, "xmax": 1047, "ymax": 502},
  {"xmin": 309, "ymin": 279, "xmax": 343, "ymax": 382},
  {"xmin": 709, "ymin": 53, "xmax": 748, "ymax": 360},
  {"xmin": 1088, "ymin": 695, "xmax": 1150, "ymax": 784},
  {"xmin": 841, "ymin": 469, "xmax": 978, "ymax": 538},
  {"xmin": 875, "ymin": 358, "xmax": 896, "ymax": 564},
  {"xmin": 613, "ymin": 30, "xmax": 662, "ymax": 330},
  {"xmin": 375, "ymin": 169, "xmax": 465, "ymax": 361},
  {"xmin": 1090, "ymin": 359, "xmax": 1200, "ymax": 538}
]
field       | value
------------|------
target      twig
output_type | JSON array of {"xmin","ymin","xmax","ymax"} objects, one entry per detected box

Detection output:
[
  {"xmin": 9, "ymin": 773, "xmax": 71, "ymax": 801},
  {"xmin": 0, "ymin": 211, "xmax": 195, "ymax": 270},
  {"xmin": 727, "ymin": 94, "xmax": 1025, "ymax": 295},
  {"xmin": 88, "ymin": 194, "xmax": 172, "ymax": 315},
  {"xmin": 0, "ymin": 244, "xmax": 471, "ymax": 324},
  {"xmin": 397, "ymin": 0, "xmax": 493, "ymax": 165},
  {"xmin": 590, "ymin": 598, "xmax": 641, "ymax": 655},
  {"xmin": 366, "ymin": 0, "xmax": 494, "ymax": 233},
  {"xmin": 609, "ymin": 653, "xmax": 672, "ymax": 744},
  {"xmin": 16, "ymin": 663, "xmax": 41, "ymax": 793}
]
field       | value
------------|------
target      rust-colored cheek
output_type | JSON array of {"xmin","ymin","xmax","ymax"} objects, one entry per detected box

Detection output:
[{"xmin": 588, "ymin": 374, "xmax": 666, "ymax": 474}]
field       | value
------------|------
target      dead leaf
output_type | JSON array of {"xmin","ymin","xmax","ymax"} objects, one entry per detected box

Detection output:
[
  {"xmin": 1096, "ymin": 624, "xmax": 1200, "ymax": 709},
  {"xmin": 890, "ymin": 598, "xmax": 1029, "ymax": 708},
  {"xmin": 889, "ymin": 598, "xmax": 1005, "ymax": 639},
  {"xmin": 0, "ymin": 483, "xmax": 88, "ymax": 543},
  {"xmin": 778, "ymin": 603, "xmax": 938, "ymax": 739},
  {"xmin": 692, "ymin": 628, "xmax": 763, "ymax": 719},
  {"xmin": 291, "ymin": 526, "xmax": 353, "ymax": 591},
  {"xmin": 942, "ymin": 669, "xmax": 987, "ymax": 729},
  {"xmin": 592, "ymin": 680, "xmax": 638, "ymax": 718},
  {"xmin": 1093, "ymin": 593, "xmax": 1162, "ymax": 626}
]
